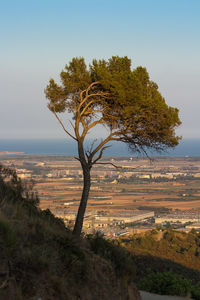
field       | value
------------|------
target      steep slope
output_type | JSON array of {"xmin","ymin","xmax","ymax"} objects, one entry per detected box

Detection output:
[{"xmin": 0, "ymin": 165, "xmax": 141, "ymax": 300}]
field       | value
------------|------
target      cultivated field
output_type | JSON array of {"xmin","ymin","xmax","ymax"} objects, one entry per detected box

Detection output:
[{"xmin": 1, "ymin": 154, "xmax": 200, "ymax": 214}]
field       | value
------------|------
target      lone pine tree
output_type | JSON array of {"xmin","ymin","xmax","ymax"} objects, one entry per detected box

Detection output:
[{"xmin": 45, "ymin": 56, "xmax": 181, "ymax": 237}]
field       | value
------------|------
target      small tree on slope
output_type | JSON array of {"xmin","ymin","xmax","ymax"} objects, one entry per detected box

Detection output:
[{"xmin": 45, "ymin": 56, "xmax": 181, "ymax": 237}]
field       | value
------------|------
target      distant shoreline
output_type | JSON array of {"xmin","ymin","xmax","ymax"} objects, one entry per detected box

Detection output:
[
  {"xmin": 0, "ymin": 138, "xmax": 200, "ymax": 157},
  {"xmin": 0, "ymin": 151, "xmax": 24, "ymax": 155}
]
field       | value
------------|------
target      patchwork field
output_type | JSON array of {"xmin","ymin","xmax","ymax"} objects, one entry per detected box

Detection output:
[
  {"xmin": 35, "ymin": 177, "xmax": 200, "ymax": 213},
  {"xmin": 1, "ymin": 154, "xmax": 200, "ymax": 214}
]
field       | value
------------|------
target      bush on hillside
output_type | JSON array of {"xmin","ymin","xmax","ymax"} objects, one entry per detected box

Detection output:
[
  {"xmin": 0, "ymin": 164, "xmax": 39, "ymax": 207},
  {"xmin": 191, "ymin": 282, "xmax": 200, "ymax": 300},
  {"xmin": 138, "ymin": 271, "xmax": 191, "ymax": 296},
  {"xmin": 86, "ymin": 232, "xmax": 135, "ymax": 284}
]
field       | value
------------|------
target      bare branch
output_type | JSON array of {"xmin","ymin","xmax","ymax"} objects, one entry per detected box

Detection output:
[
  {"xmin": 80, "ymin": 99, "xmax": 98, "ymax": 116},
  {"xmin": 81, "ymin": 118, "xmax": 104, "ymax": 139},
  {"xmin": 88, "ymin": 118, "xmax": 104, "ymax": 129},
  {"xmin": 74, "ymin": 156, "xmax": 80, "ymax": 161},
  {"xmin": 134, "ymin": 145, "xmax": 154, "ymax": 163},
  {"xmin": 80, "ymin": 89, "xmax": 85, "ymax": 102},
  {"xmin": 75, "ymin": 109, "xmax": 81, "ymax": 140},
  {"xmin": 83, "ymin": 109, "xmax": 104, "ymax": 115},
  {"xmin": 95, "ymin": 162, "xmax": 143, "ymax": 170},
  {"xmin": 80, "ymin": 98, "xmax": 100, "ymax": 116},
  {"xmin": 86, "ymin": 139, "xmax": 97, "ymax": 155},
  {"xmin": 80, "ymin": 92, "xmax": 109, "ymax": 117},
  {"xmin": 75, "ymin": 87, "xmax": 104, "ymax": 140},
  {"xmin": 110, "ymin": 137, "xmax": 122, "ymax": 141},
  {"xmin": 86, "ymin": 91, "xmax": 109, "ymax": 100},
  {"xmin": 95, "ymin": 162, "xmax": 122, "ymax": 169},
  {"xmin": 78, "ymin": 82, "xmax": 100, "ymax": 110},
  {"xmin": 53, "ymin": 107, "xmax": 77, "ymax": 141},
  {"xmin": 69, "ymin": 120, "xmax": 75, "ymax": 130},
  {"xmin": 80, "ymin": 116, "xmax": 87, "ymax": 133},
  {"xmin": 85, "ymin": 81, "xmax": 100, "ymax": 98},
  {"xmin": 92, "ymin": 145, "xmax": 111, "ymax": 165},
  {"xmin": 90, "ymin": 134, "xmax": 114, "ymax": 159}
]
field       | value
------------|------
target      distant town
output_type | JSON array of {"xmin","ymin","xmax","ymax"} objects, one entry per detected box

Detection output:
[{"xmin": 1, "ymin": 153, "xmax": 200, "ymax": 237}]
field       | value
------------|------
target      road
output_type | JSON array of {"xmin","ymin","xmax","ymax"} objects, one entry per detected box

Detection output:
[{"xmin": 140, "ymin": 291, "xmax": 192, "ymax": 300}]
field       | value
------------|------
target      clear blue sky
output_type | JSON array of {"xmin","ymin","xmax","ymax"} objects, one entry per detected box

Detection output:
[{"xmin": 1, "ymin": 0, "xmax": 200, "ymax": 139}]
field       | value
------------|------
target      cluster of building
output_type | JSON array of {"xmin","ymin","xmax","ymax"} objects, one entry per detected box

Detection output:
[
  {"xmin": 155, "ymin": 211, "xmax": 200, "ymax": 232},
  {"xmin": 155, "ymin": 211, "xmax": 200, "ymax": 224},
  {"xmin": 16, "ymin": 168, "xmax": 32, "ymax": 179},
  {"xmin": 5, "ymin": 156, "xmax": 200, "ymax": 183},
  {"xmin": 54, "ymin": 209, "xmax": 154, "ymax": 236}
]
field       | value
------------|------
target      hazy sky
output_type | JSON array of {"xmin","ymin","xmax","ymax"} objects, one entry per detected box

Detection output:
[{"xmin": 1, "ymin": 0, "xmax": 200, "ymax": 140}]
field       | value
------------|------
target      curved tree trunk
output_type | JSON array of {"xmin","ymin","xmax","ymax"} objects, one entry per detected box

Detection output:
[{"xmin": 73, "ymin": 165, "xmax": 91, "ymax": 237}]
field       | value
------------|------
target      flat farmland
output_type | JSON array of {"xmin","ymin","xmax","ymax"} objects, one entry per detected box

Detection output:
[
  {"xmin": 35, "ymin": 177, "xmax": 200, "ymax": 213},
  {"xmin": 2, "ymin": 154, "xmax": 200, "ymax": 213}
]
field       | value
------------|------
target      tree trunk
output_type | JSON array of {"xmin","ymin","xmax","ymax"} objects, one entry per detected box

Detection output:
[{"xmin": 73, "ymin": 165, "xmax": 91, "ymax": 237}]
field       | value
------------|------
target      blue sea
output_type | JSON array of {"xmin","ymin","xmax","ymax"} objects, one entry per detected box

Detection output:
[{"xmin": 0, "ymin": 139, "xmax": 200, "ymax": 157}]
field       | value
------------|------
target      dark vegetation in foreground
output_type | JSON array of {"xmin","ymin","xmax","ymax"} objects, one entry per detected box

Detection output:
[
  {"xmin": 118, "ymin": 229, "xmax": 200, "ymax": 299},
  {"xmin": 0, "ymin": 165, "xmax": 140, "ymax": 300},
  {"xmin": 0, "ymin": 165, "xmax": 200, "ymax": 299}
]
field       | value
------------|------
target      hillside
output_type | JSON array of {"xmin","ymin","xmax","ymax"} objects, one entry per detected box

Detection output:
[
  {"xmin": 0, "ymin": 165, "xmax": 141, "ymax": 300},
  {"xmin": 2, "ymin": 164, "xmax": 200, "ymax": 299},
  {"xmin": 118, "ymin": 230, "xmax": 200, "ymax": 299}
]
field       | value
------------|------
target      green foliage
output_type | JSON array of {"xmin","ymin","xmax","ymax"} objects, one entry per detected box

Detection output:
[
  {"xmin": 0, "ymin": 164, "xmax": 39, "ymax": 207},
  {"xmin": 118, "ymin": 228, "xmax": 200, "ymax": 298},
  {"xmin": 0, "ymin": 216, "xmax": 18, "ymax": 251},
  {"xmin": 138, "ymin": 271, "xmax": 191, "ymax": 296},
  {"xmin": 41, "ymin": 208, "xmax": 66, "ymax": 228},
  {"xmin": 91, "ymin": 57, "xmax": 181, "ymax": 151},
  {"xmin": 191, "ymin": 282, "xmax": 200, "ymax": 300},
  {"xmin": 86, "ymin": 232, "xmax": 135, "ymax": 283},
  {"xmin": 55, "ymin": 235, "xmax": 88, "ymax": 283},
  {"xmin": 45, "ymin": 56, "xmax": 181, "ymax": 154},
  {"xmin": 122, "ymin": 229, "xmax": 200, "ymax": 274},
  {"xmin": 138, "ymin": 270, "xmax": 200, "ymax": 299}
]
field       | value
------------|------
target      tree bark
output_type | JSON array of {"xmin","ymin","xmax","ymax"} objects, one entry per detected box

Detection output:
[{"xmin": 73, "ymin": 164, "xmax": 91, "ymax": 237}]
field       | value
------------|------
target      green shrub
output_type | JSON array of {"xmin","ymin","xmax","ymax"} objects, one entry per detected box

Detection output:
[
  {"xmin": 0, "ymin": 216, "xmax": 18, "ymax": 251},
  {"xmin": 87, "ymin": 232, "xmax": 135, "ymax": 283},
  {"xmin": 138, "ymin": 271, "xmax": 191, "ymax": 296},
  {"xmin": 191, "ymin": 283, "xmax": 200, "ymax": 300},
  {"xmin": 56, "ymin": 235, "xmax": 88, "ymax": 283}
]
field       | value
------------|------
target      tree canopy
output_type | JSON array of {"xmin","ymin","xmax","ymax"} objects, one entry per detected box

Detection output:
[
  {"xmin": 45, "ymin": 56, "xmax": 181, "ymax": 155},
  {"xmin": 45, "ymin": 56, "xmax": 181, "ymax": 236}
]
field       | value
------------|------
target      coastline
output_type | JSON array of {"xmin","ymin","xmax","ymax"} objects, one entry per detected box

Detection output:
[{"xmin": 0, "ymin": 138, "xmax": 200, "ymax": 157}]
